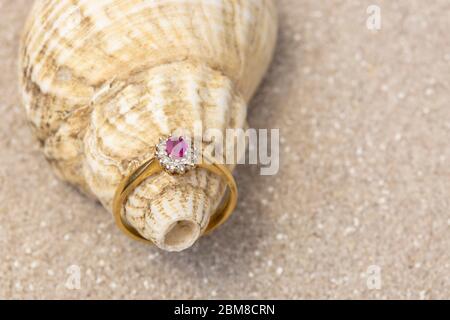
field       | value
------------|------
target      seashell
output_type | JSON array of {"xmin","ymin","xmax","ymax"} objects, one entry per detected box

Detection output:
[{"xmin": 19, "ymin": 0, "xmax": 278, "ymax": 251}]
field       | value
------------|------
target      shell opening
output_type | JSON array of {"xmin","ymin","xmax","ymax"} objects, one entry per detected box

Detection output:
[{"xmin": 162, "ymin": 219, "xmax": 201, "ymax": 251}]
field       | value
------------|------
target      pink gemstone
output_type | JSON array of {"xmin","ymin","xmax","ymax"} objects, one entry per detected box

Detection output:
[{"xmin": 165, "ymin": 136, "xmax": 189, "ymax": 159}]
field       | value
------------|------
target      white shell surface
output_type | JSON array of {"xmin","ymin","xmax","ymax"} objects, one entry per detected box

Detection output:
[{"xmin": 19, "ymin": 0, "xmax": 278, "ymax": 251}]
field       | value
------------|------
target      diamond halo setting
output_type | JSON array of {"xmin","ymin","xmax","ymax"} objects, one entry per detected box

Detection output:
[{"xmin": 156, "ymin": 135, "xmax": 197, "ymax": 174}]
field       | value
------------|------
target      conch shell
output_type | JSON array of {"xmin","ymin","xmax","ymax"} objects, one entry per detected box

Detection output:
[{"xmin": 19, "ymin": 0, "xmax": 278, "ymax": 251}]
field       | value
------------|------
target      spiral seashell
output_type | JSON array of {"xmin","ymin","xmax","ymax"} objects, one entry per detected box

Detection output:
[{"xmin": 19, "ymin": 0, "xmax": 278, "ymax": 251}]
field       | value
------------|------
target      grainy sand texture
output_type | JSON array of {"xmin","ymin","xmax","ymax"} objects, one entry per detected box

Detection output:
[{"xmin": 0, "ymin": 0, "xmax": 449, "ymax": 299}]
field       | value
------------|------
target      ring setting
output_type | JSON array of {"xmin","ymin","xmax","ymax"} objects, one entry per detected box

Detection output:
[
  {"xmin": 156, "ymin": 135, "xmax": 197, "ymax": 174},
  {"xmin": 113, "ymin": 133, "xmax": 238, "ymax": 245}
]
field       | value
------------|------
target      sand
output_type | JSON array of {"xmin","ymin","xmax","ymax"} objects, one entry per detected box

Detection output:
[{"xmin": 0, "ymin": 0, "xmax": 449, "ymax": 299}]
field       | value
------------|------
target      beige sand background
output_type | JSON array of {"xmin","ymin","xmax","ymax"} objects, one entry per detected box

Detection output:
[{"xmin": 1, "ymin": 0, "xmax": 449, "ymax": 299}]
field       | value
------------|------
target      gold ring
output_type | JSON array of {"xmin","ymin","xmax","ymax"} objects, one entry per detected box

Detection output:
[{"xmin": 112, "ymin": 135, "xmax": 238, "ymax": 244}]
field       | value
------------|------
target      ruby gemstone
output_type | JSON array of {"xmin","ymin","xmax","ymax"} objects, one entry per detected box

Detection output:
[{"xmin": 165, "ymin": 136, "xmax": 189, "ymax": 159}]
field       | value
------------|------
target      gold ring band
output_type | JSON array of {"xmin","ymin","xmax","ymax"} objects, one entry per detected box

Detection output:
[{"xmin": 112, "ymin": 144, "xmax": 238, "ymax": 245}]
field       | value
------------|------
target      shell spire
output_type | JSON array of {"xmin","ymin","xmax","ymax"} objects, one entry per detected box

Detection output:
[{"xmin": 19, "ymin": 0, "xmax": 278, "ymax": 251}]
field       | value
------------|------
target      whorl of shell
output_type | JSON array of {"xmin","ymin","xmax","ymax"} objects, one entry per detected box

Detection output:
[{"xmin": 19, "ymin": 0, "xmax": 278, "ymax": 251}]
